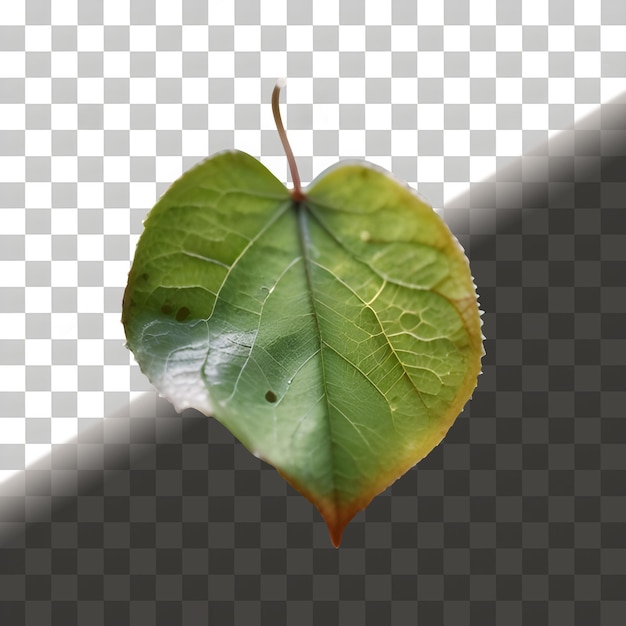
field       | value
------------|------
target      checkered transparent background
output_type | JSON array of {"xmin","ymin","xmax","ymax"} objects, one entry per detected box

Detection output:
[{"xmin": 1, "ymin": 1, "xmax": 625, "ymax": 624}]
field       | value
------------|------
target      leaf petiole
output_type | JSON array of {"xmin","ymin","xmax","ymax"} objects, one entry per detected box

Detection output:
[{"xmin": 272, "ymin": 78, "xmax": 306, "ymax": 203}]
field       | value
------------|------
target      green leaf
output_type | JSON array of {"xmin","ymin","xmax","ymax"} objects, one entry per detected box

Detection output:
[{"xmin": 122, "ymin": 149, "xmax": 483, "ymax": 546}]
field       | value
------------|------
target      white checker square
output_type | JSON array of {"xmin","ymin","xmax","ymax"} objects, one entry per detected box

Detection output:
[
  {"xmin": 339, "ymin": 130, "xmax": 365, "ymax": 156},
  {"xmin": 469, "ymin": 52, "xmax": 496, "ymax": 78},
  {"xmin": 104, "ymin": 156, "xmax": 130, "ymax": 181},
  {"xmin": 77, "ymin": 235, "xmax": 104, "ymax": 262},
  {"xmin": 103, "ymin": 104, "xmax": 131, "ymax": 129},
  {"xmin": 25, "ymin": 78, "xmax": 52, "ymax": 105},
  {"xmin": 312, "ymin": 52, "xmax": 338, "ymax": 78},
  {"xmin": 419, "ymin": 156, "xmax": 444, "ymax": 182},
  {"xmin": 574, "ymin": 51, "xmax": 601, "ymax": 78},
  {"xmin": 365, "ymin": 51, "xmax": 392, "ymax": 78},
  {"xmin": 50, "ymin": 366, "xmax": 78, "ymax": 393},
  {"xmin": 77, "ymin": 340, "xmax": 104, "ymax": 366},
  {"xmin": 469, "ymin": 0, "xmax": 496, "ymax": 23},
  {"xmin": 0, "ymin": 105, "xmax": 25, "ymax": 131},
  {"xmin": 104, "ymin": 366, "xmax": 132, "ymax": 392},
  {"xmin": 51, "ymin": 106, "xmax": 79, "ymax": 132},
  {"xmin": 416, "ymin": 104, "xmax": 444, "ymax": 131},
  {"xmin": 601, "ymin": 26, "xmax": 626, "ymax": 52},
  {"xmin": 51, "ymin": 0, "xmax": 77, "ymax": 24},
  {"xmin": 77, "ymin": 25, "xmax": 104, "ymax": 52},
  {"xmin": 51, "ymin": 52, "xmax": 78, "ymax": 77},
  {"xmin": 495, "ymin": 26, "xmax": 522, "ymax": 52},
  {"xmin": 0, "ymin": 1, "xmax": 25, "ymax": 24},
  {"xmin": 444, "ymin": 78, "xmax": 471, "ymax": 104},
  {"xmin": 234, "ymin": 25, "xmax": 262, "ymax": 52},
  {"xmin": 444, "ymin": 130, "xmax": 470, "ymax": 157},
  {"xmin": 1, "ymin": 261, "xmax": 26, "ymax": 287},
  {"xmin": 25, "ymin": 392, "xmax": 52, "ymax": 419},
  {"xmin": 130, "ymin": 130, "xmax": 156, "ymax": 156},
  {"xmin": 417, "ymin": 52, "xmax": 444, "ymax": 78},
  {"xmin": 182, "ymin": 130, "xmax": 208, "ymax": 156},
  {"xmin": 444, "ymin": 26, "xmax": 470, "ymax": 52},
  {"xmin": 470, "ymin": 156, "xmax": 497, "ymax": 182},
  {"xmin": 311, "ymin": 104, "xmax": 339, "ymax": 131},
  {"xmin": 523, "ymin": 104, "xmax": 550, "ymax": 130},
  {"xmin": 129, "ymin": 182, "xmax": 158, "ymax": 211},
  {"xmin": 103, "ymin": 313, "xmax": 126, "ymax": 342},
  {"xmin": 0, "ymin": 314, "xmax": 25, "ymax": 340},
  {"xmin": 285, "ymin": 26, "xmax": 312, "ymax": 52},
  {"xmin": 391, "ymin": 130, "xmax": 418, "ymax": 157},
  {"xmin": 339, "ymin": 26, "xmax": 366, "ymax": 52},
  {"xmin": 156, "ymin": 156, "xmax": 184, "ymax": 183},
  {"xmin": 496, "ymin": 78, "xmax": 522, "ymax": 104},
  {"xmin": 365, "ymin": 0, "xmax": 390, "ymax": 23},
  {"xmin": 77, "ymin": 183, "xmax": 104, "ymax": 209},
  {"xmin": 50, "ymin": 207, "xmax": 76, "ymax": 234},
  {"xmin": 76, "ymin": 286, "xmax": 106, "ymax": 314},
  {"xmin": 156, "ymin": 0, "xmax": 182, "ymax": 24},
  {"xmin": 77, "ymin": 130, "xmax": 104, "ymax": 156},
  {"xmin": 574, "ymin": 0, "xmax": 601, "ymax": 25},
  {"xmin": 25, "ymin": 26, "xmax": 51, "ymax": 52},
  {"xmin": 155, "ymin": 104, "xmax": 182, "ymax": 130},
  {"xmin": 470, "ymin": 104, "xmax": 497, "ymax": 130},
  {"xmin": 549, "ymin": 78, "xmax": 575, "ymax": 104},
  {"xmin": 260, "ymin": 51, "xmax": 288, "ymax": 78},
  {"xmin": 234, "ymin": 78, "xmax": 263, "ymax": 104},
  {"xmin": 51, "ymin": 416, "xmax": 79, "ymax": 443},
  {"xmin": 182, "ymin": 78, "xmax": 209, "ymax": 104},
  {"xmin": 25, "ymin": 339, "xmax": 51, "ymax": 366},
  {"xmin": 208, "ymin": 2, "xmax": 235, "ymax": 26},
  {"xmin": 522, "ymin": 51, "xmax": 549, "ymax": 78},
  {"xmin": 208, "ymin": 52, "xmax": 235, "ymax": 77},
  {"xmin": 548, "ymin": 26, "xmax": 575, "ymax": 52},
  {"xmin": 24, "ymin": 443, "xmax": 52, "ymax": 466},
  {"xmin": 103, "ymin": 2, "xmax": 130, "ymax": 25},
  {"xmin": 522, "ymin": 0, "xmax": 548, "ymax": 25},
  {"xmin": 25, "ymin": 181, "xmax": 50, "ymax": 207},
  {"xmin": 417, "ymin": 2, "xmax": 444, "ymax": 25},
  {"xmin": 129, "ymin": 26, "xmax": 157, "ymax": 52},
  {"xmin": 496, "ymin": 130, "xmax": 523, "ymax": 157},
  {"xmin": 103, "ymin": 262, "xmax": 131, "ymax": 291},
  {"xmin": 181, "ymin": 26, "xmax": 209, "ymax": 52},
  {"xmin": 129, "ymin": 78, "xmax": 157, "ymax": 104},
  {"xmin": 25, "ymin": 235, "xmax": 52, "ymax": 262},
  {"xmin": 365, "ymin": 104, "xmax": 392, "ymax": 131},
  {"xmin": 311, "ymin": 1, "xmax": 338, "ymax": 25},
  {"xmin": 156, "ymin": 51, "xmax": 182, "ymax": 77},
  {"xmin": 104, "ymin": 52, "xmax": 131, "ymax": 78},
  {"xmin": 77, "ymin": 78, "xmax": 105, "ymax": 105},
  {"xmin": 0, "ymin": 156, "xmax": 25, "ymax": 183},
  {"xmin": 25, "ymin": 130, "xmax": 52, "ymax": 156},
  {"xmin": 50, "ymin": 261, "xmax": 78, "ymax": 288},
  {"xmin": 0, "ymin": 365, "xmax": 25, "ymax": 392},
  {"xmin": 339, "ymin": 78, "xmax": 365, "ymax": 103},
  {"xmin": 0, "ymin": 52, "xmax": 25, "ymax": 78}
]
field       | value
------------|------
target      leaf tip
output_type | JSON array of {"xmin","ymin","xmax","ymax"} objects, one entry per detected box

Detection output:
[{"xmin": 327, "ymin": 520, "xmax": 347, "ymax": 549}]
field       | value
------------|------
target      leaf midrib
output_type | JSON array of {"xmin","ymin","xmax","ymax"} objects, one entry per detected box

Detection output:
[{"xmin": 295, "ymin": 201, "xmax": 341, "ymax": 513}]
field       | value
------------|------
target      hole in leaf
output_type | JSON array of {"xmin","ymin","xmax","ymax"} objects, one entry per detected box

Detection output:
[
  {"xmin": 265, "ymin": 390, "xmax": 277, "ymax": 403},
  {"xmin": 175, "ymin": 306, "xmax": 190, "ymax": 322},
  {"xmin": 161, "ymin": 304, "xmax": 173, "ymax": 315}
]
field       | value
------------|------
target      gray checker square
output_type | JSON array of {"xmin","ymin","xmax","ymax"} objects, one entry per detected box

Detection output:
[{"xmin": 1, "ymin": 1, "xmax": 625, "ymax": 626}]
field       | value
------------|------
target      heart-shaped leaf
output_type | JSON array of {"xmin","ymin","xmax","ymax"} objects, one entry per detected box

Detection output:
[{"xmin": 122, "ymin": 83, "xmax": 483, "ymax": 546}]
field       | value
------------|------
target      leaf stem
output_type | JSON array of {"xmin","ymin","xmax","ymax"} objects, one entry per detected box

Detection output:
[{"xmin": 272, "ymin": 78, "xmax": 305, "ymax": 203}]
